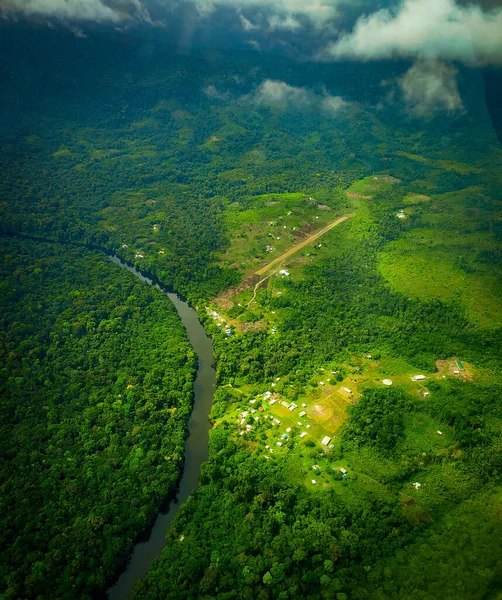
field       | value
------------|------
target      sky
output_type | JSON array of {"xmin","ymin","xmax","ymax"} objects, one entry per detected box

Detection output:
[
  {"xmin": 2, "ymin": 0, "xmax": 502, "ymax": 65},
  {"xmin": 1, "ymin": 0, "xmax": 502, "ymax": 118}
]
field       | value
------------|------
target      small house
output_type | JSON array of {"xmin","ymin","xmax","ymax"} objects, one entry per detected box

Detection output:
[
  {"xmin": 299, "ymin": 411, "xmax": 306, "ymax": 417},
  {"xmin": 300, "ymin": 432, "xmax": 307, "ymax": 438},
  {"xmin": 456, "ymin": 360, "xmax": 464, "ymax": 370},
  {"xmin": 276, "ymin": 441, "xmax": 282, "ymax": 447},
  {"xmin": 339, "ymin": 467, "xmax": 347, "ymax": 475},
  {"xmin": 321, "ymin": 436, "xmax": 331, "ymax": 446},
  {"xmin": 343, "ymin": 387, "xmax": 352, "ymax": 394},
  {"xmin": 411, "ymin": 375, "xmax": 426, "ymax": 381}
]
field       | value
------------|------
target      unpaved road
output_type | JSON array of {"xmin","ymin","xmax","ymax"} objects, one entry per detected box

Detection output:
[
  {"xmin": 247, "ymin": 271, "xmax": 276, "ymax": 306},
  {"xmin": 255, "ymin": 214, "xmax": 352, "ymax": 276}
]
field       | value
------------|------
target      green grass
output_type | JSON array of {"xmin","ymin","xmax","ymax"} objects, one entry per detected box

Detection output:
[
  {"xmin": 217, "ymin": 192, "xmax": 341, "ymax": 273},
  {"xmin": 379, "ymin": 244, "xmax": 502, "ymax": 328},
  {"xmin": 378, "ymin": 185, "xmax": 502, "ymax": 328},
  {"xmin": 346, "ymin": 174, "xmax": 399, "ymax": 197}
]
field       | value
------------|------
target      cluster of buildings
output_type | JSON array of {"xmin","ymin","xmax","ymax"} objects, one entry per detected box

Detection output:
[{"xmin": 207, "ymin": 309, "xmax": 233, "ymax": 337}]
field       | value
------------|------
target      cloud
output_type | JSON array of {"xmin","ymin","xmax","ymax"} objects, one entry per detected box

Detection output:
[
  {"xmin": 254, "ymin": 79, "xmax": 314, "ymax": 108},
  {"xmin": 193, "ymin": 0, "xmax": 342, "ymax": 29},
  {"xmin": 239, "ymin": 13, "xmax": 258, "ymax": 30},
  {"xmin": 321, "ymin": 94, "xmax": 348, "ymax": 114},
  {"xmin": 246, "ymin": 39, "xmax": 262, "ymax": 51},
  {"xmin": 398, "ymin": 60, "xmax": 464, "ymax": 117},
  {"xmin": 0, "ymin": 0, "xmax": 151, "ymax": 23},
  {"xmin": 267, "ymin": 14, "xmax": 302, "ymax": 31},
  {"xmin": 323, "ymin": 0, "xmax": 502, "ymax": 65},
  {"xmin": 250, "ymin": 79, "xmax": 349, "ymax": 114},
  {"xmin": 203, "ymin": 85, "xmax": 231, "ymax": 100}
]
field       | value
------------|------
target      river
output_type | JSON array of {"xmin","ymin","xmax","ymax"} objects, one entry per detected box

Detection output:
[{"xmin": 106, "ymin": 256, "xmax": 216, "ymax": 600}]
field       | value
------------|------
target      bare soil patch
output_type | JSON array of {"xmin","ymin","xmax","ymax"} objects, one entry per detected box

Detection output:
[
  {"xmin": 214, "ymin": 274, "xmax": 261, "ymax": 309},
  {"xmin": 435, "ymin": 358, "xmax": 474, "ymax": 381},
  {"xmin": 346, "ymin": 192, "xmax": 372, "ymax": 199},
  {"xmin": 237, "ymin": 322, "xmax": 265, "ymax": 332},
  {"xmin": 311, "ymin": 403, "xmax": 335, "ymax": 422}
]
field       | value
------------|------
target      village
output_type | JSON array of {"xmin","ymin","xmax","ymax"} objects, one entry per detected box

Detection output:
[{"xmin": 206, "ymin": 298, "xmax": 470, "ymax": 491}]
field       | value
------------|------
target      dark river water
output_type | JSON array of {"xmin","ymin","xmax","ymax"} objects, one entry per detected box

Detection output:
[{"xmin": 106, "ymin": 256, "xmax": 216, "ymax": 600}]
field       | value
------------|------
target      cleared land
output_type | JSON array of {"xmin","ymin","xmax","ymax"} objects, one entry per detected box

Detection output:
[{"xmin": 255, "ymin": 214, "xmax": 351, "ymax": 276}]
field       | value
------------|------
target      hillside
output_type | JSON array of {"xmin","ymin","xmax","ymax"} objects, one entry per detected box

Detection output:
[{"xmin": 0, "ymin": 28, "xmax": 501, "ymax": 600}]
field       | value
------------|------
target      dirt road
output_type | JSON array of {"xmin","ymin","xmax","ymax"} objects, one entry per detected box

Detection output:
[{"xmin": 255, "ymin": 214, "xmax": 352, "ymax": 276}]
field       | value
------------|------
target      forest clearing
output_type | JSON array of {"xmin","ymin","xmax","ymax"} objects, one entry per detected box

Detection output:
[{"xmin": 255, "ymin": 214, "xmax": 352, "ymax": 276}]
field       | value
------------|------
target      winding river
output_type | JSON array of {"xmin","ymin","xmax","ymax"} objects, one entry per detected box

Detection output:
[{"xmin": 106, "ymin": 256, "xmax": 216, "ymax": 600}]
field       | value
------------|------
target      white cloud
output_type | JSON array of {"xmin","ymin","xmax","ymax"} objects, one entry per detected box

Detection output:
[
  {"xmin": 267, "ymin": 14, "xmax": 302, "ymax": 31},
  {"xmin": 239, "ymin": 14, "xmax": 258, "ymax": 30},
  {"xmin": 250, "ymin": 79, "xmax": 349, "ymax": 115},
  {"xmin": 246, "ymin": 39, "xmax": 262, "ymax": 51},
  {"xmin": 321, "ymin": 94, "xmax": 348, "ymax": 114},
  {"xmin": 0, "ymin": 0, "xmax": 151, "ymax": 23},
  {"xmin": 254, "ymin": 79, "xmax": 313, "ymax": 108},
  {"xmin": 194, "ymin": 0, "xmax": 342, "ymax": 29},
  {"xmin": 398, "ymin": 60, "xmax": 464, "ymax": 117},
  {"xmin": 323, "ymin": 0, "xmax": 502, "ymax": 65},
  {"xmin": 203, "ymin": 85, "xmax": 231, "ymax": 100}
]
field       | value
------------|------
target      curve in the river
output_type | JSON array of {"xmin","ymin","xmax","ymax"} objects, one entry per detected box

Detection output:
[{"xmin": 106, "ymin": 256, "xmax": 216, "ymax": 600}]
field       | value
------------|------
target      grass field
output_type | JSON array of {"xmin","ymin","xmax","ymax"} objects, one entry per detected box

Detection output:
[
  {"xmin": 217, "ymin": 192, "xmax": 343, "ymax": 274},
  {"xmin": 208, "ymin": 167, "xmax": 502, "ymax": 509},
  {"xmin": 378, "ymin": 186, "xmax": 502, "ymax": 328}
]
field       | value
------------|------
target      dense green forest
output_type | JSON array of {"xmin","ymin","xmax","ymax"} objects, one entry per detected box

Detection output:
[
  {"xmin": 1, "ymin": 24, "xmax": 501, "ymax": 600},
  {"xmin": 0, "ymin": 28, "xmax": 499, "ymax": 301},
  {"xmin": 136, "ymin": 184, "xmax": 502, "ymax": 598},
  {"xmin": 0, "ymin": 237, "xmax": 196, "ymax": 599}
]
